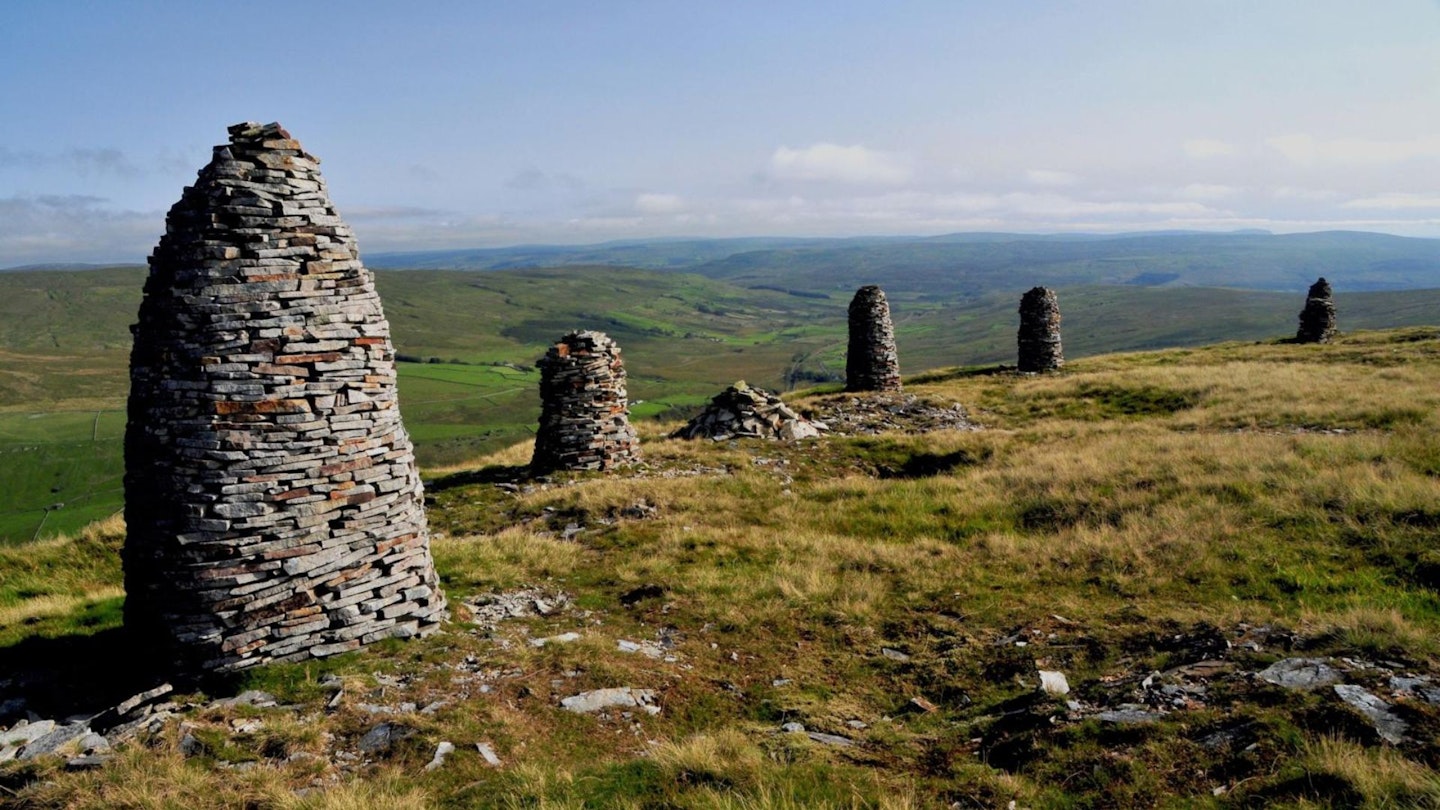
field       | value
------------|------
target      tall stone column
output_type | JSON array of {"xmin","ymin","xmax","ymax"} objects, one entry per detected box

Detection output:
[
  {"xmin": 845, "ymin": 285, "xmax": 902, "ymax": 392},
  {"xmin": 531, "ymin": 330, "xmax": 642, "ymax": 473},
  {"xmin": 125, "ymin": 122, "xmax": 446, "ymax": 672},
  {"xmin": 1017, "ymin": 287, "xmax": 1064, "ymax": 372},
  {"xmin": 1296, "ymin": 277, "xmax": 1337, "ymax": 344}
]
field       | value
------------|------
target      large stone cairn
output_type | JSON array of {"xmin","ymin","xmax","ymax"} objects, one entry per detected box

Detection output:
[
  {"xmin": 124, "ymin": 122, "xmax": 446, "ymax": 673},
  {"xmin": 673, "ymin": 381, "xmax": 824, "ymax": 441},
  {"xmin": 1296, "ymin": 277, "xmax": 1337, "ymax": 344},
  {"xmin": 530, "ymin": 330, "xmax": 641, "ymax": 473},
  {"xmin": 845, "ymin": 285, "xmax": 902, "ymax": 392},
  {"xmin": 1017, "ymin": 286, "xmax": 1064, "ymax": 372}
]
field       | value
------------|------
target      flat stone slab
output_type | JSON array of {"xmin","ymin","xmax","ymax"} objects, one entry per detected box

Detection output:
[
  {"xmin": 560, "ymin": 687, "xmax": 660, "ymax": 715},
  {"xmin": 1258, "ymin": 658, "xmax": 1342, "ymax": 690},
  {"xmin": 1335, "ymin": 684, "xmax": 1407, "ymax": 744}
]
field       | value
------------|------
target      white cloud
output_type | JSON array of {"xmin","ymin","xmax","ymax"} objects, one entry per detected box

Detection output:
[
  {"xmin": 1183, "ymin": 139, "xmax": 1236, "ymax": 159},
  {"xmin": 634, "ymin": 192, "xmax": 686, "ymax": 214},
  {"xmin": 1024, "ymin": 169, "xmax": 1078, "ymax": 187},
  {"xmin": 769, "ymin": 143, "xmax": 912, "ymax": 185},
  {"xmin": 1265, "ymin": 134, "xmax": 1440, "ymax": 165},
  {"xmin": 1177, "ymin": 184, "xmax": 1238, "ymax": 201},
  {"xmin": 1342, "ymin": 193, "xmax": 1440, "ymax": 210}
]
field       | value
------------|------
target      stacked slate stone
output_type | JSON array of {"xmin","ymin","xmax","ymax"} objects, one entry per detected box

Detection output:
[
  {"xmin": 530, "ymin": 330, "xmax": 641, "ymax": 473},
  {"xmin": 673, "ymin": 381, "xmax": 824, "ymax": 441},
  {"xmin": 124, "ymin": 122, "xmax": 446, "ymax": 673},
  {"xmin": 1017, "ymin": 286, "xmax": 1064, "ymax": 372},
  {"xmin": 1296, "ymin": 277, "xmax": 1337, "ymax": 344},
  {"xmin": 845, "ymin": 285, "xmax": 902, "ymax": 392}
]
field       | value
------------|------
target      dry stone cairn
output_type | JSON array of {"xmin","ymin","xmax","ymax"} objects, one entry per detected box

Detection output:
[
  {"xmin": 1296, "ymin": 277, "xmax": 1337, "ymax": 344},
  {"xmin": 1017, "ymin": 286, "xmax": 1064, "ymax": 372},
  {"xmin": 530, "ymin": 330, "xmax": 641, "ymax": 473},
  {"xmin": 845, "ymin": 285, "xmax": 902, "ymax": 392},
  {"xmin": 673, "ymin": 381, "xmax": 823, "ymax": 441},
  {"xmin": 124, "ymin": 122, "xmax": 446, "ymax": 673}
]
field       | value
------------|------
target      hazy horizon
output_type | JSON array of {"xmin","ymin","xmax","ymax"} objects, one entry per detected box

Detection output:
[{"xmin": 3, "ymin": 1, "xmax": 1439, "ymax": 265}]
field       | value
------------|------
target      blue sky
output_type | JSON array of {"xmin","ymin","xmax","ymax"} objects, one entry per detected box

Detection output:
[{"xmin": 2, "ymin": 1, "xmax": 1438, "ymax": 264}]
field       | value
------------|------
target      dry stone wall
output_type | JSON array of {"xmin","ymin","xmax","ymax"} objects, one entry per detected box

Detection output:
[
  {"xmin": 124, "ymin": 122, "xmax": 446, "ymax": 673},
  {"xmin": 845, "ymin": 285, "xmax": 902, "ymax": 392},
  {"xmin": 530, "ymin": 330, "xmax": 641, "ymax": 473},
  {"xmin": 1296, "ymin": 277, "xmax": 1337, "ymax": 344},
  {"xmin": 1017, "ymin": 286, "xmax": 1064, "ymax": 372}
]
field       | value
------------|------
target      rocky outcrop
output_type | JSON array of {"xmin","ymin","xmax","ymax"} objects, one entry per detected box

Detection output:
[
  {"xmin": 673, "ymin": 382, "xmax": 823, "ymax": 441},
  {"xmin": 530, "ymin": 330, "xmax": 641, "ymax": 473},
  {"xmin": 124, "ymin": 122, "xmax": 446, "ymax": 673},
  {"xmin": 1296, "ymin": 277, "xmax": 1337, "ymax": 344},
  {"xmin": 1017, "ymin": 287, "xmax": 1064, "ymax": 372},
  {"xmin": 845, "ymin": 285, "xmax": 902, "ymax": 392}
]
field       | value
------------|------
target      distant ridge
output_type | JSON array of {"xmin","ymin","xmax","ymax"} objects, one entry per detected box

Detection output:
[{"xmin": 366, "ymin": 230, "xmax": 1440, "ymax": 293}]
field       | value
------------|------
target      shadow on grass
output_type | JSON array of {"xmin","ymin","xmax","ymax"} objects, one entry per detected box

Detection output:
[
  {"xmin": 906, "ymin": 364, "xmax": 1016, "ymax": 385},
  {"xmin": 425, "ymin": 463, "xmax": 532, "ymax": 494},
  {"xmin": 0, "ymin": 625, "xmax": 174, "ymax": 724}
]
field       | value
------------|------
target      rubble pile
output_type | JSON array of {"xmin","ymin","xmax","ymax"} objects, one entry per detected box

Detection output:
[{"xmin": 673, "ymin": 381, "xmax": 824, "ymax": 441}]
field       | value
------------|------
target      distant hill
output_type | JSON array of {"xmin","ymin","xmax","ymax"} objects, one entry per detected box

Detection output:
[{"xmin": 365, "ymin": 230, "xmax": 1440, "ymax": 294}]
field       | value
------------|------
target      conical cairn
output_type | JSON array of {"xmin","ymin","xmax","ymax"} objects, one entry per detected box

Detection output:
[
  {"xmin": 845, "ymin": 285, "xmax": 902, "ymax": 392},
  {"xmin": 1296, "ymin": 277, "xmax": 1337, "ymax": 344},
  {"xmin": 124, "ymin": 122, "xmax": 446, "ymax": 672}
]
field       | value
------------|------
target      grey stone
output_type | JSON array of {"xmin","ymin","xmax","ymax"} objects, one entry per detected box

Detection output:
[
  {"xmin": 357, "ymin": 722, "xmax": 416, "ymax": 755},
  {"xmin": 1258, "ymin": 658, "xmax": 1342, "ymax": 690},
  {"xmin": 476, "ymin": 741, "xmax": 503, "ymax": 766},
  {"xmin": 0, "ymin": 719, "xmax": 55, "ymax": 747},
  {"xmin": 806, "ymin": 731, "xmax": 856, "ymax": 747},
  {"xmin": 1095, "ymin": 707, "xmax": 1162, "ymax": 724},
  {"xmin": 1334, "ymin": 684, "xmax": 1407, "ymax": 744},
  {"xmin": 18, "ymin": 723, "xmax": 90, "ymax": 760},
  {"xmin": 424, "ymin": 741, "xmax": 455, "ymax": 771},
  {"xmin": 560, "ymin": 688, "xmax": 660, "ymax": 715}
]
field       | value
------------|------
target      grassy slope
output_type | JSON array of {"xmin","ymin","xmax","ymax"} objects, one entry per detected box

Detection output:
[
  {"xmin": 1, "ymin": 266, "xmax": 1439, "ymax": 544},
  {"xmin": 5, "ymin": 328, "xmax": 1440, "ymax": 807}
]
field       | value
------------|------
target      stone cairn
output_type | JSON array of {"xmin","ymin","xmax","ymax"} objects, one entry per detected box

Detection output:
[
  {"xmin": 1296, "ymin": 277, "xmax": 1337, "ymax": 344},
  {"xmin": 124, "ymin": 122, "xmax": 446, "ymax": 673},
  {"xmin": 673, "ymin": 381, "xmax": 824, "ymax": 441},
  {"xmin": 845, "ymin": 285, "xmax": 902, "ymax": 392},
  {"xmin": 530, "ymin": 330, "xmax": 641, "ymax": 473},
  {"xmin": 1017, "ymin": 286, "xmax": 1064, "ymax": 372}
]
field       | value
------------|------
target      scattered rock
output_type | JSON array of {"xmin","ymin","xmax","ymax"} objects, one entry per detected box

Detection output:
[
  {"xmin": 560, "ymin": 688, "xmax": 660, "ymax": 715},
  {"xmin": 424, "ymin": 741, "xmax": 455, "ymax": 771},
  {"xmin": 0, "ymin": 719, "xmax": 56, "ymax": 748},
  {"xmin": 476, "ymin": 741, "xmax": 503, "ymax": 767},
  {"xmin": 1038, "ymin": 670, "xmax": 1070, "ymax": 697},
  {"xmin": 801, "ymin": 393, "xmax": 976, "ymax": 436},
  {"xmin": 65, "ymin": 754, "xmax": 110, "ymax": 770},
  {"xmin": 530, "ymin": 632, "xmax": 582, "ymax": 648},
  {"xmin": 618, "ymin": 639, "xmax": 666, "ymax": 659},
  {"xmin": 358, "ymin": 722, "xmax": 416, "ymax": 755},
  {"xmin": 881, "ymin": 647, "xmax": 911, "ymax": 662},
  {"xmin": 1095, "ymin": 706, "xmax": 1163, "ymax": 725},
  {"xmin": 467, "ymin": 588, "xmax": 573, "ymax": 631},
  {"xmin": 909, "ymin": 696, "xmax": 939, "ymax": 714},
  {"xmin": 18, "ymin": 722, "xmax": 91, "ymax": 760},
  {"xmin": 210, "ymin": 690, "xmax": 277, "ymax": 709},
  {"xmin": 781, "ymin": 722, "xmax": 806, "ymax": 733},
  {"xmin": 1258, "ymin": 658, "xmax": 1342, "ymax": 690},
  {"xmin": 806, "ymin": 731, "xmax": 855, "ymax": 747},
  {"xmin": 179, "ymin": 733, "xmax": 204, "ymax": 757},
  {"xmin": 1334, "ymin": 685, "xmax": 1407, "ymax": 744}
]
